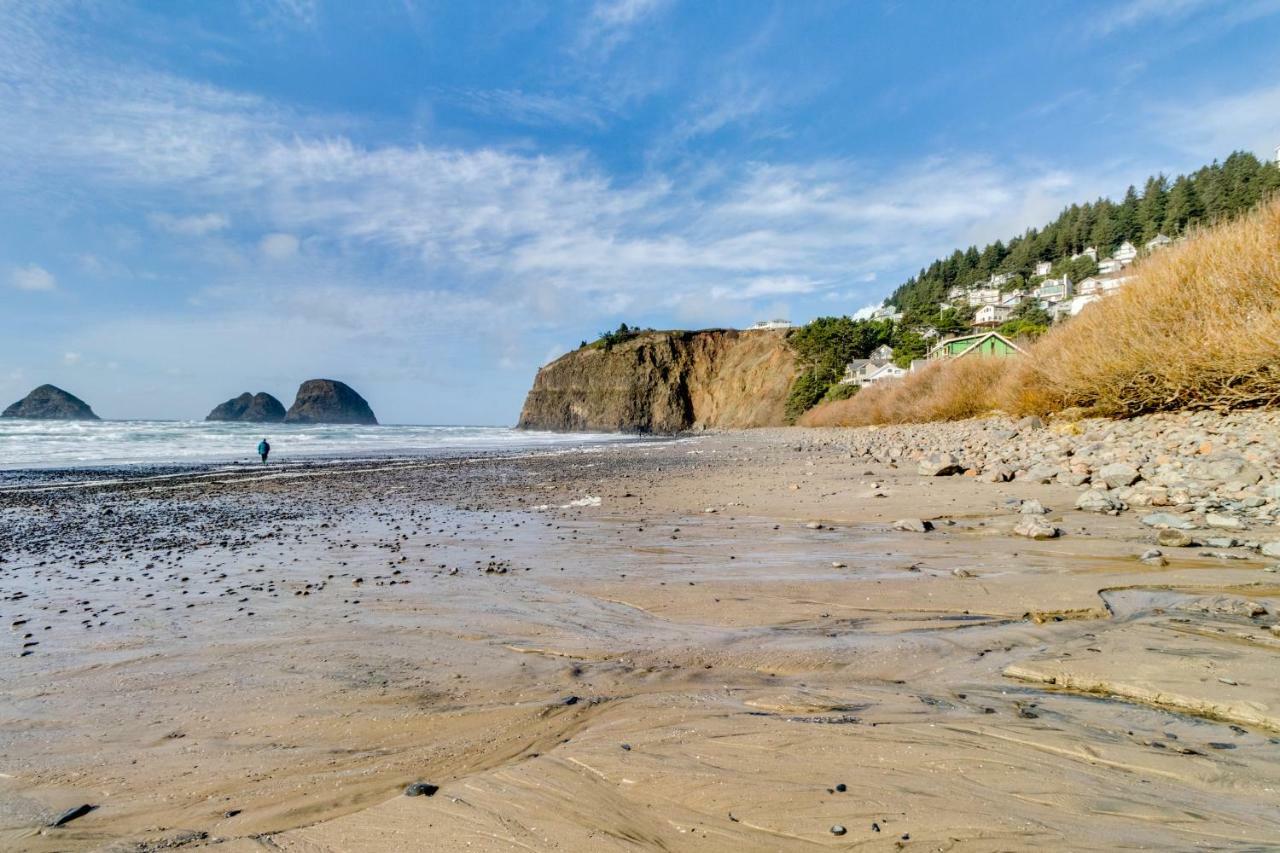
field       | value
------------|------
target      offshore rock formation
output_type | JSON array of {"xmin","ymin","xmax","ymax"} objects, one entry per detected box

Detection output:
[
  {"xmin": 205, "ymin": 392, "xmax": 286, "ymax": 423},
  {"xmin": 2, "ymin": 385, "xmax": 100, "ymax": 420},
  {"xmin": 284, "ymin": 379, "xmax": 378, "ymax": 425},
  {"xmin": 518, "ymin": 329, "xmax": 797, "ymax": 433}
]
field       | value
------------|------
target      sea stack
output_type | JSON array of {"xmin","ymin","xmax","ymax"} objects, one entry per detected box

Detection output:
[
  {"xmin": 206, "ymin": 392, "xmax": 286, "ymax": 423},
  {"xmin": 2, "ymin": 385, "xmax": 100, "ymax": 420},
  {"xmin": 283, "ymin": 379, "xmax": 378, "ymax": 425}
]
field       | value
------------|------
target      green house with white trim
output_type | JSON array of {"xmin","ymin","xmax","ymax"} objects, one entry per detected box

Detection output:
[{"xmin": 926, "ymin": 331, "xmax": 1025, "ymax": 360}]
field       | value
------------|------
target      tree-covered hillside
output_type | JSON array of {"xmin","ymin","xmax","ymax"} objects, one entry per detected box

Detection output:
[{"xmin": 887, "ymin": 151, "xmax": 1280, "ymax": 323}]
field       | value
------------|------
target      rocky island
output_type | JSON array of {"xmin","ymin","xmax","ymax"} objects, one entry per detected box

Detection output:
[
  {"xmin": 518, "ymin": 329, "xmax": 796, "ymax": 432},
  {"xmin": 2, "ymin": 384, "xmax": 100, "ymax": 420},
  {"xmin": 205, "ymin": 392, "xmax": 287, "ymax": 423},
  {"xmin": 283, "ymin": 379, "xmax": 378, "ymax": 425}
]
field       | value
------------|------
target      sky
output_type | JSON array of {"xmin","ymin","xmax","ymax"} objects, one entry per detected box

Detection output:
[{"xmin": 3, "ymin": 0, "xmax": 1279, "ymax": 425}]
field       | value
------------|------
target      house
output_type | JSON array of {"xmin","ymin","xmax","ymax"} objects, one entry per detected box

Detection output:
[
  {"xmin": 1145, "ymin": 234, "xmax": 1173, "ymax": 252},
  {"xmin": 1098, "ymin": 257, "xmax": 1125, "ymax": 274},
  {"xmin": 1033, "ymin": 261, "xmax": 1053, "ymax": 277},
  {"xmin": 1077, "ymin": 273, "xmax": 1133, "ymax": 297},
  {"xmin": 748, "ymin": 319, "xmax": 793, "ymax": 330},
  {"xmin": 947, "ymin": 285, "xmax": 967, "ymax": 302},
  {"xmin": 1071, "ymin": 246, "xmax": 1098, "ymax": 262},
  {"xmin": 966, "ymin": 287, "xmax": 1002, "ymax": 307},
  {"xmin": 988, "ymin": 272, "xmax": 1014, "ymax": 288},
  {"xmin": 862, "ymin": 362, "xmax": 907, "ymax": 385},
  {"xmin": 872, "ymin": 305, "xmax": 905, "ymax": 322},
  {"xmin": 919, "ymin": 326, "xmax": 940, "ymax": 341},
  {"xmin": 1113, "ymin": 241, "xmax": 1138, "ymax": 264},
  {"xmin": 1033, "ymin": 275, "xmax": 1073, "ymax": 304},
  {"xmin": 999, "ymin": 289, "xmax": 1028, "ymax": 307},
  {"xmin": 973, "ymin": 304, "xmax": 1013, "ymax": 327},
  {"xmin": 840, "ymin": 358, "xmax": 891, "ymax": 386},
  {"xmin": 927, "ymin": 331, "xmax": 1025, "ymax": 360},
  {"xmin": 869, "ymin": 344, "xmax": 894, "ymax": 361}
]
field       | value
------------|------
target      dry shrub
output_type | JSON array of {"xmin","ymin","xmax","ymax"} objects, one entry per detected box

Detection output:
[
  {"xmin": 1001, "ymin": 196, "xmax": 1280, "ymax": 416},
  {"xmin": 805, "ymin": 196, "xmax": 1280, "ymax": 427},
  {"xmin": 799, "ymin": 356, "xmax": 1012, "ymax": 426}
]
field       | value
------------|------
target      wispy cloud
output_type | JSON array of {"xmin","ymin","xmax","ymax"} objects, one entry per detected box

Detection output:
[
  {"xmin": 452, "ymin": 88, "xmax": 611, "ymax": 130},
  {"xmin": 1149, "ymin": 82, "xmax": 1280, "ymax": 160},
  {"xmin": 576, "ymin": 0, "xmax": 670, "ymax": 57},
  {"xmin": 11, "ymin": 264, "xmax": 57, "ymax": 291},
  {"xmin": 150, "ymin": 212, "xmax": 231, "ymax": 236}
]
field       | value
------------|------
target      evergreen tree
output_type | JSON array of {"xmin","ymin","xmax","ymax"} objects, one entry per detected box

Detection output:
[
  {"xmin": 1137, "ymin": 175, "xmax": 1168, "ymax": 240},
  {"xmin": 1163, "ymin": 175, "xmax": 1204, "ymax": 235}
]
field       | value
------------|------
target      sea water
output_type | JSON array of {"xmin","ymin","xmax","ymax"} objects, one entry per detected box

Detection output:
[{"xmin": 0, "ymin": 419, "xmax": 634, "ymax": 470}]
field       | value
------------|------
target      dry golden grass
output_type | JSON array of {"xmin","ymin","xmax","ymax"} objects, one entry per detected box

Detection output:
[
  {"xmin": 799, "ymin": 356, "xmax": 1013, "ymax": 426},
  {"xmin": 805, "ymin": 196, "xmax": 1280, "ymax": 426},
  {"xmin": 1000, "ymin": 197, "xmax": 1280, "ymax": 416}
]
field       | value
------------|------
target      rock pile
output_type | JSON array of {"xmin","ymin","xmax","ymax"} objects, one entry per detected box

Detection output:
[{"xmin": 834, "ymin": 409, "xmax": 1280, "ymax": 554}]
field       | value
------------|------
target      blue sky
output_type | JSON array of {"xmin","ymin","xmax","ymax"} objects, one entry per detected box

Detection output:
[{"xmin": 3, "ymin": 0, "xmax": 1279, "ymax": 424}]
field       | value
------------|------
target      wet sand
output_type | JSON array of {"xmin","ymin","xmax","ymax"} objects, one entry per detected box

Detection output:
[{"xmin": 2, "ymin": 432, "xmax": 1278, "ymax": 851}]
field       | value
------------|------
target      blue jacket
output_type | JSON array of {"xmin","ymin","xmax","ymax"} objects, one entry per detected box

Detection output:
[{"xmin": 258, "ymin": 441, "xmax": 269, "ymax": 454}]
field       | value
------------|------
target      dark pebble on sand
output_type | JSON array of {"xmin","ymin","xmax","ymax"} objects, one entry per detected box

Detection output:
[
  {"xmin": 50, "ymin": 804, "xmax": 96, "ymax": 827},
  {"xmin": 562, "ymin": 695, "xmax": 580, "ymax": 706},
  {"xmin": 835, "ymin": 783, "xmax": 846, "ymax": 792},
  {"xmin": 404, "ymin": 782, "xmax": 439, "ymax": 797}
]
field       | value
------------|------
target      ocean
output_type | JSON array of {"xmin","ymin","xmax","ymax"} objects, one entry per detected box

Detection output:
[{"xmin": 0, "ymin": 419, "xmax": 634, "ymax": 471}]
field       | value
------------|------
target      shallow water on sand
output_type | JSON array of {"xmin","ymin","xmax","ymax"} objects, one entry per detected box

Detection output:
[{"xmin": 0, "ymin": 419, "xmax": 633, "ymax": 470}]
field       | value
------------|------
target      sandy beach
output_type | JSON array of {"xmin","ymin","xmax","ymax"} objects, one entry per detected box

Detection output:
[{"xmin": 2, "ymin": 429, "xmax": 1279, "ymax": 852}]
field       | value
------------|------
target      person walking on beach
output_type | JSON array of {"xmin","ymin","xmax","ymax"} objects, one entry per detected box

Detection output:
[{"xmin": 258, "ymin": 438, "xmax": 270, "ymax": 465}]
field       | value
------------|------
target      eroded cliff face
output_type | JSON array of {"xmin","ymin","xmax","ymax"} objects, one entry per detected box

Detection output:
[{"xmin": 518, "ymin": 329, "xmax": 797, "ymax": 433}]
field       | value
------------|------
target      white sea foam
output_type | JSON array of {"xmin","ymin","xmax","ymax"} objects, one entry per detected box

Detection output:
[{"xmin": 0, "ymin": 419, "xmax": 633, "ymax": 470}]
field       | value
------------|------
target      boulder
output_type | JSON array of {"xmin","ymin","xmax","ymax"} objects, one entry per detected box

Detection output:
[
  {"xmin": 2, "ymin": 385, "xmax": 99, "ymax": 420},
  {"xmin": 1261, "ymin": 541, "xmax": 1280, "ymax": 559},
  {"xmin": 1156, "ymin": 528, "xmax": 1195, "ymax": 547},
  {"xmin": 284, "ymin": 379, "xmax": 378, "ymax": 425},
  {"xmin": 1014, "ymin": 517, "xmax": 1060, "ymax": 540},
  {"xmin": 1075, "ymin": 489, "xmax": 1121, "ymax": 513},
  {"xmin": 1098, "ymin": 462, "xmax": 1140, "ymax": 489},
  {"xmin": 892, "ymin": 518, "xmax": 933, "ymax": 533},
  {"xmin": 1204, "ymin": 513, "xmax": 1245, "ymax": 530},
  {"xmin": 1141, "ymin": 512, "xmax": 1197, "ymax": 530},
  {"xmin": 206, "ymin": 392, "xmax": 286, "ymax": 423},
  {"xmin": 917, "ymin": 453, "xmax": 962, "ymax": 477}
]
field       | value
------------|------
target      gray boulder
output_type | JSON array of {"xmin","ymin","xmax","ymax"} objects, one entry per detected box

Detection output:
[
  {"xmin": 2, "ymin": 385, "xmax": 99, "ymax": 420},
  {"xmin": 1141, "ymin": 512, "xmax": 1198, "ymax": 530},
  {"xmin": 284, "ymin": 379, "xmax": 378, "ymax": 425},
  {"xmin": 1075, "ymin": 489, "xmax": 1120, "ymax": 513},
  {"xmin": 206, "ymin": 392, "xmax": 286, "ymax": 423},
  {"xmin": 1014, "ymin": 517, "xmax": 1060, "ymax": 539},
  {"xmin": 918, "ymin": 453, "xmax": 963, "ymax": 477},
  {"xmin": 1098, "ymin": 462, "xmax": 1140, "ymax": 489}
]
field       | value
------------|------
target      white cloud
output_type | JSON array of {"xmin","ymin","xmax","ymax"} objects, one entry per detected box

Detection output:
[
  {"xmin": 259, "ymin": 232, "xmax": 300, "ymax": 259},
  {"xmin": 63, "ymin": 352, "xmax": 81, "ymax": 365},
  {"xmin": 11, "ymin": 264, "xmax": 57, "ymax": 291},
  {"xmin": 453, "ymin": 88, "xmax": 609, "ymax": 129},
  {"xmin": 577, "ymin": 0, "xmax": 669, "ymax": 56},
  {"xmin": 149, "ymin": 211, "xmax": 231, "ymax": 236},
  {"xmin": 1091, "ymin": 0, "xmax": 1214, "ymax": 35},
  {"xmin": 1150, "ymin": 83, "xmax": 1280, "ymax": 162}
]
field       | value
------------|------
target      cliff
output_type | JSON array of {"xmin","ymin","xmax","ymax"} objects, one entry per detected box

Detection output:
[
  {"xmin": 2, "ymin": 385, "xmax": 100, "ymax": 420},
  {"xmin": 284, "ymin": 379, "xmax": 378, "ymax": 425},
  {"xmin": 206, "ymin": 392, "xmax": 286, "ymax": 422},
  {"xmin": 518, "ymin": 329, "xmax": 797, "ymax": 433}
]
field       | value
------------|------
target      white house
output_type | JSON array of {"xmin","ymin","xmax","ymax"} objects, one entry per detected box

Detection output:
[
  {"xmin": 1098, "ymin": 257, "xmax": 1125, "ymax": 274},
  {"xmin": 870, "ymin": 344, "xmax": 894, "ymax": 361},
  {"xmin": 748, "ymin": 319, "xmax": 793, "ymax": 330},
  {"xmin": 1071, "ymin": 246, "xmax": 1098, "ymax": 262},
  {"xmin": 1113, "ymin": 241, "xmax": 1138, "ymax": 264},
  {"xmin": 1145, "ymin": 234, "xmax": 1173, "ymax": 252},
  {"xmin": 973, "ymin": 304, "xmax": 1013, "ymax": 327},
  {"xmin": 862, "ymin": 362, "xmax": 907, "ymax": 385},
  {"xmin": 1077, "ymin": 273, "xmax": 1133, "ymax": 297},
  {"xmin": 1033, "ymin": 261, "xmax": 1053, "ymax": 277},
  {"xmin": 988, "ymin": 272, "xmax": 1014, "ymax": 288},
  {"xmin": 947, "ymin": 285, "xmax": 967, "ymax": 302},
  {"xmin": 966, "ymin": 287, "xmax": 1002, "ymax": 307},
  {"xmin": 919, "ymin": 326, "xmax": 940, "ymax": 341},
  {"xmin": 999, "ymin": 289, "xmax": 1028, "ymax": 307},
  {"xmin": 1033, "ymin": 275, "xmax": 1073, "ymax": 304}
]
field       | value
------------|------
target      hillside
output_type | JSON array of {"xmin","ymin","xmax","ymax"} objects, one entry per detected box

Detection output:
[
  {"xmin": 887, "ymin": 151, "xmax": 1280, "ymax": 323},
  {"xmin": 803, "ymin": 195, "xmax": 1280, "ymax": 426},
  {"xmin": 518, "ymin": 329, "xmax": 797, "ymax": 432}
]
